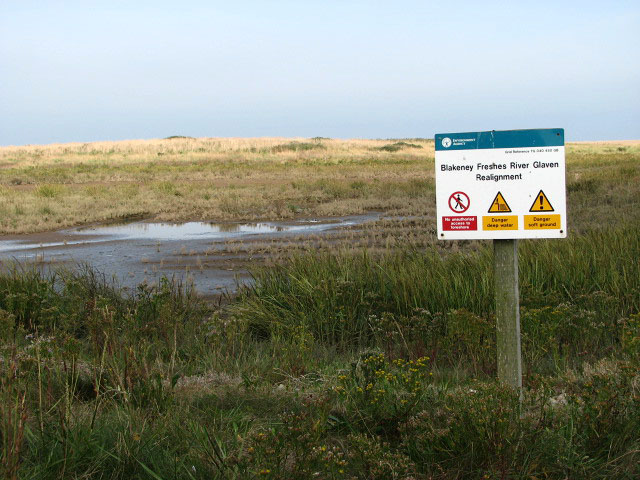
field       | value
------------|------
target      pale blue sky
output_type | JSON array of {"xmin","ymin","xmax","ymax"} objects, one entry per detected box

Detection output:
[{"xmin": 1, "ymin": 0, "xmax": 638, "ymax": 145}]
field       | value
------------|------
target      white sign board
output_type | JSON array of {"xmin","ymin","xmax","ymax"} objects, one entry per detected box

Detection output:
[{"xmin": 435, "ymin": 128, "xmax": 567, "ymax": 240}]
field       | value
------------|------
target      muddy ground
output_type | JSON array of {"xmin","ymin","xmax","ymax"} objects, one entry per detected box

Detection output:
[{"xmin": 0, "ymin": 213, "xmax": 386, "ymax": 297}]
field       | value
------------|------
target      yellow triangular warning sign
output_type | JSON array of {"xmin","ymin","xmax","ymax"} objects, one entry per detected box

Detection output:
[
  {"xmin": 488, "ymin": 191, "xmax": 512, "ymax": 213},
  {"xmin": 529, "ymin": 190, "xmax": 554, "ymax": 212}
]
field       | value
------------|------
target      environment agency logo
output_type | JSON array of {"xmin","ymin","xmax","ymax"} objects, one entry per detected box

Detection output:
[{"xmin": 441, "ymin": 137, "xmax": 452, "ymax": 148}]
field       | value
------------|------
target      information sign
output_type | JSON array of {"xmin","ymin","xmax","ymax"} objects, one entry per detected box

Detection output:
[{"xmin": 435, "ymin": 128, "xmax": 566, "ymax": 240}]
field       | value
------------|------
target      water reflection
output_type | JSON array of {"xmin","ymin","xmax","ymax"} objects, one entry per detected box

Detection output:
[
  {"xmin": 0, "ymin": 215, "xmax": 377, "ymax": 254},
  {"xmin": 74, "ymin": 220, "xmax": 329, "ymax": 240}
]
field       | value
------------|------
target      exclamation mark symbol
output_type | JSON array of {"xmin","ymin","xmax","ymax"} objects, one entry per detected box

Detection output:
[{"xmin": 529, "ymin": 190, "xmax": 553, "ymax": 212}]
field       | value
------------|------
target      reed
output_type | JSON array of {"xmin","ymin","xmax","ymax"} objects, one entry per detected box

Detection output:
[{"xmin": 234, "ymin": 226, "xmax": 639, "ymax": 350}]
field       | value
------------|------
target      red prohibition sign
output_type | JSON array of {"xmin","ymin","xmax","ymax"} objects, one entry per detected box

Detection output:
[{"xmin": 448, "ymin": 191, "xmax": 470, "ymax": 213}]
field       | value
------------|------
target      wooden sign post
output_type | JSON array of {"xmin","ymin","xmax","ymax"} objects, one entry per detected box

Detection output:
[
  {"xmin": 494, "ymin": 239, "xmax": 522, "ymax": 398},
  {"xmin": 435, "ymin": 128, "xmax": 566, "ymax": 398}
]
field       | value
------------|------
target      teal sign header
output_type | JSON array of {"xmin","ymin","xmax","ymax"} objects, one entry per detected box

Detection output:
[{"xmin": 435, "ymin": 128, "xmax": 564, "ymax": 151}]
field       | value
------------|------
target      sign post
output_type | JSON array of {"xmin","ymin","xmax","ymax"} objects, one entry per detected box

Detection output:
[
  {"xmin": 434, "ymin": 128, "xmax": 566, "ymax": 397},
  {"xmin": 494, "ymin": 239, "xmax": 522, "ymax": 394}
]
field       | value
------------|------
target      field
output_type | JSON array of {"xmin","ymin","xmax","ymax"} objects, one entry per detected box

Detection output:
[
  {"xmin": 0, "ymin": 138, "xmax": 639, "ymax": 479},
  {"xmin": 2, "ymin": 137, "xmax": 638, "ymax": 234},
  {"xmin": 0, "ymin": 138, "xmax": 436, "ymax": 234}
]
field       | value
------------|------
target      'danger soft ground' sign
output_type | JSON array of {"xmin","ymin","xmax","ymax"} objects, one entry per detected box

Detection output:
[{"xmin": 435, "ymin": 128, "xmax": 566, "ymax": 240}]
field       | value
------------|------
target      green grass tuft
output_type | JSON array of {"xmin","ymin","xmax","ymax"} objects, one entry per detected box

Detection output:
[
  {"xmin": 271, "ymin": 141, "xmax": 327, "ymax": 153},
  {"xmin": 378, "ymin": 141, "xmax": 423, "ymax": 152}
]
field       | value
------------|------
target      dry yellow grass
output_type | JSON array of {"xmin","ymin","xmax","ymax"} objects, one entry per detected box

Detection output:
[
  {"xmin": 0, "ymin": 137, "xmax": 638, "ymax": 234},
  {"xmin": 0, "ymin": 137, "xmax": 428, "ymax": 168}
]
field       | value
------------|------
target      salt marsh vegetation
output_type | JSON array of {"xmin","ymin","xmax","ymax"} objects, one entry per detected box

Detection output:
[{"xmin": 0, "ymin": 138, "xmax": 638, "ymax": 479}]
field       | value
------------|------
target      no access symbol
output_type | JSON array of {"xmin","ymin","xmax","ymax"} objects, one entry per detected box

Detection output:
[{"xmin": 448, "ymin": 191, "xmax": 470, "ymax": 213}]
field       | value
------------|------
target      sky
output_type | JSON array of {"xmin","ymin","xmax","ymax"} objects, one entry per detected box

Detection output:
[{"xmin": 1, "ymin": 0, "xmax": 639, "ymax": 145}]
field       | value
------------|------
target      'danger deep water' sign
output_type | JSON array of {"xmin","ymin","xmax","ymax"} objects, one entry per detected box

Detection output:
[{"xmin": 435, "ymin": 128, "xmax": 567, "ymax": 240}]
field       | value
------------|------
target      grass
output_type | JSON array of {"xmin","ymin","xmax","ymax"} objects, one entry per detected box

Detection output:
[
  {"xmin": 0, "ymin": 234, "xmax": 638, "ymax": 478},
  {"xmin": 378, "ymin": 141, "xmax": 423, "ymax": 152},
  {"xmin": 0, "ymin": 137, "xmax": 639, "ymax": 478},
  {"xmin": 233, "ymin": 226, "xmax": 638, "ymax": 365},
  {"xmin": 270, "ymin": 141, "xmax": 326, "ymax": 152},
  {"xmin": 1, "ymin": 138, "xmax": 638, "ymax": 234},
  {"xmin": 0, "ymin": 137, "xmax": 433, "ymax": 233}
]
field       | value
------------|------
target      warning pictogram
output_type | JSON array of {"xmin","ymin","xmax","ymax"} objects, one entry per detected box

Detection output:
[
  {"xmin": 529, "ymin": 190, "xmax": 554, "ymax": 212},
  {"xmin": 448, "ymin": 191, "xmax": 470, "ymax": 213},
  {"xmin": 488, "ymin": 192, "xmax": 512, "ymax": 213}
]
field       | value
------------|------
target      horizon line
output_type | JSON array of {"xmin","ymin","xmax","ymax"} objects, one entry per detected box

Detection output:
[{"xmin": 2, "ymin": 136, "xmax": 639, "ymax": 149}]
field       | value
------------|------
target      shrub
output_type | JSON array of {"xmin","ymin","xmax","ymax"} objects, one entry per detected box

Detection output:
[
  {"xmin": 35, "ymin": 184, "xmax": 65, "ymax": 198},
  {"xmin": 378, "ymin": 142, "xmax": 423, "ymax": 152},
  {"xmin": 401, "ymin": 382, "xmax": 525, "ymax": 477},
  {"xmin": 271, "ymin": 142, "xmax": 326, "ymax": 153},
  {"xmin": 331, "ymin": 351, "xmax": 432, "ymax": 435}
]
